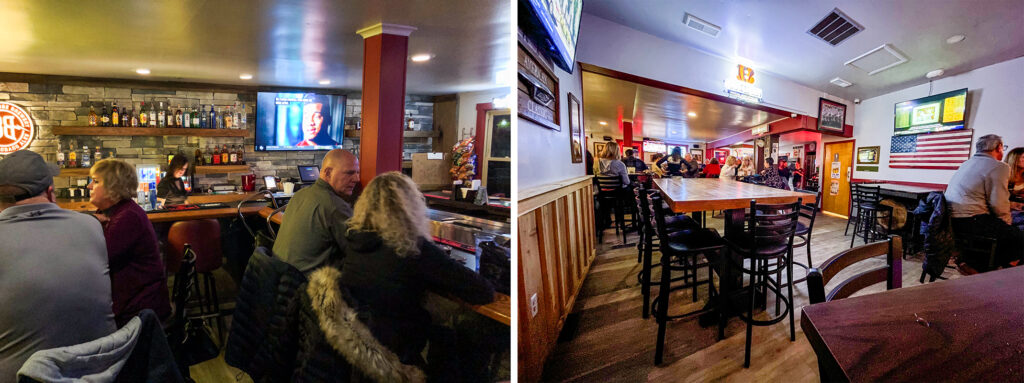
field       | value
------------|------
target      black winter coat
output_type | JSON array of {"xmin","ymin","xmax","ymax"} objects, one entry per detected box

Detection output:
[
  {"xmin": 912, "ymin": 192, "xmax": 955, "ymax": 279},
  {"xmin": 224, "ymin": 247, "xmax": 307, "ymax": 382}
]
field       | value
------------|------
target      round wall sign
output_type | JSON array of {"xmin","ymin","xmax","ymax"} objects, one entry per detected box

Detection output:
[{"xmin": 0, "ymin": 102, "xmax": 34, "ymax": 155}]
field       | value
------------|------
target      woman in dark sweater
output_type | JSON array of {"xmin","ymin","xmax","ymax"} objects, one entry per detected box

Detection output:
[
  {"xmin": 656, "ymin": 147, "xmax": 685, "ymax": 177},
  {"xmin": 156, "ymin": 154, "xmax": 189, "ymax": 206},
  {"xmin": 340, "ymin": 172, "xmax": 495, "ymax": 368},
  {"xmin": 89, "ymin": 159, "xmax": 171, "ymax": 326}
]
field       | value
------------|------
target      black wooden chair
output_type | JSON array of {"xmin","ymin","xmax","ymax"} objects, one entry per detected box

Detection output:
[
  {"xmin": 724, "ymin": 199, "xmax": 802, "ymax": 368},
  {"xmin": 595, "ymin": 175, "xmax": 629, "ymax": 244},
  {"xmin": 787, "ymin": 190, "xmax": 822, "ymax": 285},
  {"xmin": 649, "ymin": 192, "xmax": 723, "ymax": 365},
  {"xmin": 633, "ymin": 186, "xmax": 699, "ymax": 318},
  {"xmin": 849, "ymin": 184, "xmax": 894, "ymax": 247}
]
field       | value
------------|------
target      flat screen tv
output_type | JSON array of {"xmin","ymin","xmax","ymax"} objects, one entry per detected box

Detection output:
[
  {"xmin": 894, "ymin": 88, "xmax": 968, "ymax": 136},
  {"xmin": 520, "ymin": 0, "xmax": 583, "ymax": 73},
  {"xmin": 642, "ymin": 141, "xmax": 666, "ymax": 154},
  {"xmin": 255, "ymin": 92, "xmax": 346, "ymax": 151}
]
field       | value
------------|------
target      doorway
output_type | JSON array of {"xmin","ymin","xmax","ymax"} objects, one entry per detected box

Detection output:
[{"xmin": 822, "ymin": 140, "xmax": 854, "ymax": 217}]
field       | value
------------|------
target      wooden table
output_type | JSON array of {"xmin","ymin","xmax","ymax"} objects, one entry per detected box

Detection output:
[
  {"xmin": 801, "ymin": 266, "xmax": 1024, "ymax": 382},
  {"xmin": 859, "ymin": 183, "xmax": 943, "ymax": 200},
  {"xmin": 257, "ymin": 207, "xmax": 511, "ymax": 325}
]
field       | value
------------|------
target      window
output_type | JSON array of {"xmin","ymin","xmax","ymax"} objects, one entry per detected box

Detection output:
[{"xmin": 482, "ymin": 109, "xmax": 510, "ymax": 196}]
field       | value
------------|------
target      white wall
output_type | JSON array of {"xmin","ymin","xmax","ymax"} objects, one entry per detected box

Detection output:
[
  {"xmin": 576, "ymin": 14, "xmax": 856, "ymax": 122},
  {"xmin": 852, "ymin": 56, "xmax": 1024, "ymax": 184},
  {"xmin": 456, "ymin": 88, "xmax": 511, "ymax": 139},
  {"xmin": 518, "ymin": 62, "xmax": 586, "ymax": 190}
]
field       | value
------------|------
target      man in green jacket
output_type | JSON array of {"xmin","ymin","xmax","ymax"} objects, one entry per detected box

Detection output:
[{"xmin": 273, "ymin": 149, "xmax": 360, "ymax": 273}]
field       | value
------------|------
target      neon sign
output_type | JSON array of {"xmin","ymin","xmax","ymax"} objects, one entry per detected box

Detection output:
[{"xmin": 0, "ymin": 102, "xmax": 34, "ymax": 155}]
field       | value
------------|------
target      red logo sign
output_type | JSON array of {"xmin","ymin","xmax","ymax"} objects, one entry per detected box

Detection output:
[
  {"xmin": 737, "ymin": 65, "xmax": 755, "ymax": 84},
  {"xmin": 0, "ymin": 102, "xmax": 34, "ymax": 155}
]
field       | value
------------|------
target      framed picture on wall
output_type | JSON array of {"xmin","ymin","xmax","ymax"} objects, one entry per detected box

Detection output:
[
  {"xmin": 817, "ymin": 98, "xmax": 847, "ymax": 132},
  {"xmin": 568, "ymin": 93, "xmax": 583, "ymax": 163},
  {"xmin": 857, "ymin": 146, "xmax": 880, "ymax": 164},
  {"xmin": 594, "ymin": 142, "xmax": 607, "ymax": 157}
]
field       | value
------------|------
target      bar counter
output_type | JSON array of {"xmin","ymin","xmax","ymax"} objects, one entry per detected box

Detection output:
[{"xmin": 57, "ymin": 192, "xmax": 267, "ymax": 222}]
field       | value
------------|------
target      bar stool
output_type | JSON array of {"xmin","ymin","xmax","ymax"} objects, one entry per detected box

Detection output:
[
  {"xmin": 850, "ymin": 184, "xmax": 893, "ymax": 248},
  {"xmin": 783, "ymin": 190, "xmax": 822, "ymax": 286},
  {"xmin": 595, "ymin": 176, "xmax": 629, "ymax": 244},
  {"xmin": 724, "ymin": 199, "xmax": 801, "ymax": 368},
  {"xmin": 633, "ymin": 186, "xmax": 699, "ymax": 318},
  {"xmin": 167, "ymin": 218, "xmax": 226, "ymax": 343},
  {"xmin": 649, "ymin": 193, "xmax": 723, "ymax": 365}
]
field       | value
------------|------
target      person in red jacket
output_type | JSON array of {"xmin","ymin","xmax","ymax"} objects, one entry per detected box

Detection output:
[{"xmin": 704, "ymin": 157, "xmax": 721, "ymax": 178}]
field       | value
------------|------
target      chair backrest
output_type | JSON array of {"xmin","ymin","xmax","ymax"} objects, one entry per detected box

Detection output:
[
  {"xmin": 167, "ymin": 219, "xmax": 222, "ymax": 273},
  {"xmin": 851, "ymin": 184, "xmax": 882, "ymax": 205},
  {"xmin": 634, "ymin": 186, "xmax": 652, "ymax": 232},
  {"xmin": 745, "ymin": 199, "xmax": 802, "ymax": 258},
  {"xmin": 807, "ymin": 235, "xmax": 903, "ymax": 304},
  {"xmin": 170, "ymin": 245, "xmax": 197, "ymax": 325},
  {"xmin": 795, "ymin": 189, "xmax": 822, "ymax": 233},
  {"xmin": 648, "ymin": 191, "xmax": 673, "ymax": 246},
  {"xmin": 595, "ymin": 175, "xmax": 624, "ymax": 193},
  {"xmin": 266, "ymin": 204, "xmax": 287, "ymax": 240}
]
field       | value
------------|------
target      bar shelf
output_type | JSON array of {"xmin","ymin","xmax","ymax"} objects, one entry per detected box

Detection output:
[{"xmin": 52, "ymin": 126, "xmax": 248, "ymax": 137}]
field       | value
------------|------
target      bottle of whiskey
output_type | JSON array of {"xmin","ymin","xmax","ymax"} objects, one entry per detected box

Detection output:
[
  {"xmin": 167, "ymin": 149, "xmax": 174, "ymax": 165},
  {"xmin": 111, "ymin": 102, "xmax": 119, "ymax": 127},
  {"xmin": 130, "ymin": 105, "xmax": 138, "ymax": 127},
  {"xmin": 224, "ymin": 106, "xmax": 233, "ymax": 129},
  {"xmin": 229, "ymin": 144, "xmax": 238, "ymax": 164},
  {"xmin": 220, "ymin": 144, "xmax": 229, "ymax": 164},
  {"xmin": 68, "ymin": 140, "xmax": 78, "ymax": 168},
  {"xmin": 100, "ymin": 106, "xmax": 110, "ymax": 127},
  {"xmin": 139, "ymin": 102, "xmax": 148, "ymax": 126},
  {"xmin": 194, "ymin": 147, "xmax": 204, "ymax": 166},
  {"xmin": 157, "ymin": 102, "xmax": 166, "ymax": 128},
  {"xmin": 81, "ymin": 146, "xmax": 91, "ymax": 168},
  {"xmin": 88, "ymin": 106, "xmax": 98, "ymax": 126},
  {"xmin": 148, "ymin": 101, "xmax": 157, "ymax": 127},
  {"xmin": 56, "ymin": 141, "xmax": 65, "ymax": 168},
  {"xmin": 93, "ymin": 145, "xmax": 102, "ymax": 162},
  {"xmin": 236, "ymin": 144, "xmax": 244, "ymax": 164},
  {"xmin": 176, "ymin": 106, "xmax": 184, "ymax": 128},
  {"xmin": 212, "ymin": 145, "xmax": 221, "ymax": 165}
]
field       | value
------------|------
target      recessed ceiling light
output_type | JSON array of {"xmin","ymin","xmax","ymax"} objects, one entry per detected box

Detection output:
[
  {"xmin": 672, "ymin": 131, "xmax": 678, "ymax": 134},
  {"xmin": 410, "ymin": 54, "xmax": 433, "ymax": 62},
  {"xmin": 319, "ymin": 79, "xmax": 331, "ymax": 85},
  {"xmin": 599, "ymin": 121, "xmax": 607, "ymax": 126},
  {"xmin": 946, "ymin": 34, "xmax": 965, "ymax": 44},
  {"xmin": 239, "ymin": 73, "xmax": 253, "ymax": 80},
  {"xmin": 926, "ymin": 69, "xmax": 945, "ymax": 79},
  {"xmin": 135, "ymin": 68, "xmax": 150, "ymax": 75},
  {"xmin": 688, "ymin": 112, "xmax": 697, "ymax": 117}
]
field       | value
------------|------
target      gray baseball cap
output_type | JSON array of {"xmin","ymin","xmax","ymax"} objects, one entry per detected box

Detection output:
[{"xmin": 0, "ymin": 150, "xmax": 60, "ymax": 202}]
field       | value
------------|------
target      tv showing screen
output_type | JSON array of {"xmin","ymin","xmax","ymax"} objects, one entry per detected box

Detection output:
[
  {"xmin": 520, "ymin": 0, "xmax": 583, "ymax": 73},
  {"xmin": 894, "ymin": 88, "xmax": 968, "ymax": 136},
  {"xmin": 255, "ymin": 92, "xmax": 346, "ymax": 151},
  {"xmin": 643, "ymin": 141, "xmax": 666, "ymax": 154}
]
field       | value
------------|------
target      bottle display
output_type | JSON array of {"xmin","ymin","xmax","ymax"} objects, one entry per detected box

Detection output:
[
  {"xmin": 88, "ymin": 106, "xmax": 97, "ymax": 126},
  {"xmin": 191, "ymin": 106, "xmax": 199, "ymax": 128},
  {"xmin": 100, "ymin": 106, "xmax": 110, "ymax": 127},
  {"xmin": 157, "ymin": 102, "xmax": 166, "ymax": 128},
  {"xmin": 148, "ymin": 101, "xmax": 157, "ymax": 127},
  {"xmin": 81, "ymin": 146, "xmax": 91, "ymax": 168},
  {"xmin": 229, "ymin": 144, "xmax": 238, "ymax": 164},
  {"xmin": 68, "ymin": 143, "xmax": 77, "ymax": 168},
  {"xmin": 194, "ymin": 147, "xmax": 204, "ymax": 166},
  {"xmin": 212, "ymin": 145, "xmax": 221, "ymax": 165},
  {"xmin": 56, "ymin": 141, "xmax": 65, "ymax": 168},
  {"xmin": 139, "ymin": 102, "xmax": 148, "ymax": 126},
  {"xmin": 210, "ymin": 107, "xmax": 218, "ymax": 129},
  {"xmin": 220, "ymin": 144, "xmax": 229, "ymax": 164},
  {"xmin": 93, "ymin": 145, "xmax": 102, "ymax": 162},
  {"xmin": 111, "ymin": 102, "xmax": 119, "ymax": 127},
  {"xmin": 200, "ymin": 105, "xmax": 208, "ymax": 128}
]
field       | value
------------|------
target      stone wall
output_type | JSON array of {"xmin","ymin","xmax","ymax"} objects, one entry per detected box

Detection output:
[{"xmin": 0, "ymin": 79, "xmax": 435, "ymax": 190}]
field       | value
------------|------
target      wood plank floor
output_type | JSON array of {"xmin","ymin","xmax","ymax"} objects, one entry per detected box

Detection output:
[{"xmin": 541, "ymin": 213, "xmax": 961, "ymax": 382}]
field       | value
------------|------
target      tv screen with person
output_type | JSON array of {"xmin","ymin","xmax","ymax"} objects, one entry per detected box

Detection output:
[{"xmin": 255, "ymin": 92, "xmax": 346, "ymax": 151}]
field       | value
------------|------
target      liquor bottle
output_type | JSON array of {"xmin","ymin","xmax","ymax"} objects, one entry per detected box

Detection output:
[
  {"xmin": 240, "ymin": 104, "xmax": 247, "ymax": 125},
  {"xmin": 139, "ymin": 102, "xmax": 148, "ymax": 126},
  {"xmin": 88, "ymin": 106, "xmax": 98, "ymax": 126},
  {"xmin": 224, "ymin": 107, "xmax": 233, "ymax": 129},
  {"xmin": 220, "ymin": 144, "xmax": 229, "ymax": 164},
  {"xmin": 406, "ymin": 113, "xmax": 414, "ymax": 130},
  {"xmin": 210, "ymin": 107, "xmax": 218, "ymax": 129},
  {"xmin": 93, "ymin": 145, "xmax": 102, "ymax": 162},
  {"xmin": 236, "ymin": 144, "xmax": 244, "ymax": 164},
  {"xmin": 56, "ymin": 141, "xmax": 65, "ymax": 168},
  {"xmin": 68, "ymin": 143, "xmax": 77, "ymax": 168},
  {"xmin": 200, "ymin": 105, "xmax": 209, "ymax": 128},
  {"xmin": 157, "ymin": 102, "xmax": 166, "ymax": 128},
  {"xmin": 234, "ymin": 104, "xmax": 241, "ymax": 129},
  {"xmin": 81, "ymin": 146, "xmax": 91, "ymax": 168},
  {"xmin": 111, "ymin": 102, "xmax": 119, "ymax": 127},
  {"xmin": 101, "ymin": 106, "xmax": 110, "ymax": 127},
  {"xmin": 176, "ymin": 106, "xmax": 184, "ymax": 128},
  {"xmin": 229, "ymin": 144, "xmax": 238, "ymax": 164},
  {"xmin": 130, "ymin": 105, "xmax": 138, "ymax": 127},
  {"xmin": 167, "ymin": 149, "xmax": 174, "ymax": 165},
  {"xmin": 148, "ymin": 101, "xmax": 157, "ymax": 127},
  {"xmin": 212, "ymin": 145, "xmax": 221, "ymax": 165},
  {"xmin": 204, "ymin": 145, "xmax": 213, "ymax": 165},
  {"xmin": 194, "ymin": 147, "xmax": 203, "ymax": 166},
  {"xmin": 191, "ymin": 106, "xmax": 199, "ymax": 128}
]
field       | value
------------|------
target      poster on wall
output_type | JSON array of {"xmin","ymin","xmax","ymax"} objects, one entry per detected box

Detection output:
[
  {"xmin": 830, "ymin": 180, "xmax": 840, "ymax": 195},
  {"xmin": 830, "ymin": 161, "xmax": 841, "ymax": 179},
  {"xmin": 817, "ymin": 98, "xmax": 847, "ymax": 132},
  {"xmin": 594, "ymin": 142, "xmax": 607, "ymax": 157},
  {"xmin": 568, "ymin": 93, "xmax": 583, "ymax": 163}
]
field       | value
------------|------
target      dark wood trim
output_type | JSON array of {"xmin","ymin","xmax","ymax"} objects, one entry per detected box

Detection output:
[
  {"xmin": 474, "ymin": 102, "xmax": 495, "ymax": 180},
  {"xmin": 578, "ymin": 62, "xmax": 796, "ymax": 118},
  {"xmin": 0, "ymin": 72, "xmax": 349, "ymax": 95}
]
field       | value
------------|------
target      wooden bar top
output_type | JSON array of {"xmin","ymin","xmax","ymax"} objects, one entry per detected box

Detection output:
[
  {"xmin": 59, "ymin": 192, "xmax": 267, "ymax": 222},
  {"xmin": 58, "ymin": 192, "xmax": 262, "ymax": 212},
  {"xmin": 258, "ymin": 207, "xmax": 511, "ymax": 325},
  {"xmin": 654, "ymin": 178, "xmax": 816, "ymax": 213},
  {"xmin": 801, "ymin": 266, "xmax": 1024, "ymax": 382}
]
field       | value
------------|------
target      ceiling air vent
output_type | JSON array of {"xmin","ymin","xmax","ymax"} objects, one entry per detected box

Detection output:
[
  {"xmin": 683, "ymin": 13, "xmax": 720, "ymax": 38},
  {"xmin": 845, "ymin": 44, "xmax": 908, "ymax": 75},
  {"xmin": 807, "ymin": 8, "xmax": 863, "ymax": 46},
  {"xmin": 830, "ymin": 77, "xmax": 853, "ymax": 87}
]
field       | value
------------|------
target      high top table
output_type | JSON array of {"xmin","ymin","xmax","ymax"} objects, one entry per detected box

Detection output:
[
  {"xmin": 653, "ymin": 178, "xmax": 817, "ymax": 320},
  {"xmin": 801, "ymin": 266, "xmax": 1024, "ymax": 382}
]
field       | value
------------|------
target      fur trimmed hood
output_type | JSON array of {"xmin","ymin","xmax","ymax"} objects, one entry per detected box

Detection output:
[{"xmin": 307, "ymin": 267, "xmax": 426, "ymax": 383}]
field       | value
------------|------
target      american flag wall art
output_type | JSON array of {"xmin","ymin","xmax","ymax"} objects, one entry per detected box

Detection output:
[{"xmin": 889, "ymin": 129, "xmax": 974, "ymax": 170}]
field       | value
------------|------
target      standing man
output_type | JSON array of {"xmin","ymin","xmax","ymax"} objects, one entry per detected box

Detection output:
[
  {"xmin": 0, "ymin": 150, "xmax": 116, "ymax": 377},
  {"xmin": 273, "ymin": 149, "xmax": 360, "ymax": 273},
  {"xmin": 945, "ymin": 134, "xmax": 1024, "ymax": 269},
  {"xmin": 682, "ymin": 153, "xmax": 700, "ymax": 178},
  {"xmin": 621, "ymin": 149, "xmax": 648, "ymax": 173}
]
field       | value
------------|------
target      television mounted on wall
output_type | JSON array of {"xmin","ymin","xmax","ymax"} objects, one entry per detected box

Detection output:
[
  {"xmin": 254, "ymin": 92, "xmax": 346, "ymax": 151},
  {"xmin": 893, "ymin": 88, "xmax": 968, "ymax": 136},
  {"xmin": 519, "ymin": 0, "xmax": 583, "ymax": 73}
]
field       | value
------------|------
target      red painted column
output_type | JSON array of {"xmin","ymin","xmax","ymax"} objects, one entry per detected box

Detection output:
[
  {"xmin": 357, "ymin": 23, "xmax": 416, "ymax": 187},
  {"xmin": 622, "ymin": 121, "xmax": 633, "ymax": 152}
]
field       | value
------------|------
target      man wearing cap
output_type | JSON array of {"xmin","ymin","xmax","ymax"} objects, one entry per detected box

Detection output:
[{"xmin": 0, "ymin": 150, "xmax": 116, "ymax": 377}]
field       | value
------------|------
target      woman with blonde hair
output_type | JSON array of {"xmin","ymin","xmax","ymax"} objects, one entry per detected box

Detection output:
[
  {"xmin": 88, "ymin": 159, "xmax": 171, "ymax": 326},
  {"xmin": 720, "ymin": 156, "xmax": 739, "ymax": 180},
  {"xmin": 340, "ymin": 172, "xmax": 494, "ymax": 369},
  {"xmin": 737, "ymin": 156, "xmax": 756, "ymax": 178},
  {"xmin": 595, "ymin": 141, "xmax": 630, "ymax": 186},
  {"xmin": 1006, "ymin": 147, "xmax": 1024, "ymax": 197}
]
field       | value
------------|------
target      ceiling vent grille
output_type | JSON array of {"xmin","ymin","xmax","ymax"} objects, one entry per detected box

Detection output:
[
  {"xmin": 683, "ymin": 13, "xmax": 720, "ymax": 38},
  {"xmin": 807, "ymin": 8, "xmax": 863, "ymax": 46},
  {"xmin": 845, "ymin": 44, "xmax": 909, "ymax": 75},
  {"xmin": 829, "ymin": 77, "xmax": 853, "ymax": 87}
]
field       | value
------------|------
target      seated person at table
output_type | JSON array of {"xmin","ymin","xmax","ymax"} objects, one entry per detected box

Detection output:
[
  {"xmin": 656, "ymin": 147, "xmax": 685, "ymax": 177},
  {"xmin": 649, "ymin": 153, "xmax": 666, "ymax": 177},
  {"xmin": 1005, "ymin": 147, "xmax": 1024, "ymax": 230},
  {"xmin": 704, "ymin": 157, "xmax": 721, "ymax": 178},
  {"xmin": 738, "ymin": 156, "xmax": 756, "ymax": 178},
  {"xmin": 760, "ymin": 158, "xmax": 789, "ymax": 189},
  {"xmin": 0, "ymin": 150, "xmax": 116, "ymax": 377},
  {"xmin": 621, "ymin": 149, "xmax": 648, "ymax": 173},
  {"xmin": 682, "ymin": 153, "xmax": 700, "ymax": 178},
  {"xmin": 945, "ymin": 134, "xmax": 1024, "ymax": 268},
  {"xmin": 89, "ymin": 159, "xmax": 172, "ymax": 326},
  {"xmin": 273, "ymin": 149, "xmax": 359, "ymax": 273},
  {"xmin": 720, "ymin": 156, "xmax": 739, "ymax": 180},
  {"xmin": 594, "ymin": 142, "xmax": 630, "ymax": 186},
  {"xmin": 156, "ymin": 154, "xmax": 190, "ymax": 206},
  {"xmin": 339, "ymin": 172, "xmax": 494, "ymax": 370}
]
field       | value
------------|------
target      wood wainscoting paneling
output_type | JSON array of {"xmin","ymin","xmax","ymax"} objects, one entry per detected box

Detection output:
[{"xmin": 518, "ymin": 176, "xmax": 596, "ymax": 382}]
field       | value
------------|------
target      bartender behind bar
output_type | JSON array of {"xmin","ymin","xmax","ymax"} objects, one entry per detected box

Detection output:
[{"xmin": 156, "ymin": 154, "xmax": 190, "ymax": 206}]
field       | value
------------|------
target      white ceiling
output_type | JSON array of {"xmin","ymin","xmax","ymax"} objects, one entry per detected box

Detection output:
[
  {"xmin": 583, "ymin": 0, "xmax": 1024, "ymax": 101},
  {"xmin": 0, "ymin": 0, "xmax": 510, "ymax": 95},
  {"xmin": 583, "ymin": 72, "xmax": 789, "ymax": 143}
]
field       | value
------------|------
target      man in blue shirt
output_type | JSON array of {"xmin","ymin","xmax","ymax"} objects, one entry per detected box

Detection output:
[{"xmin": 621, "ymin": 149, "xmax": 648, "ymax": 173}]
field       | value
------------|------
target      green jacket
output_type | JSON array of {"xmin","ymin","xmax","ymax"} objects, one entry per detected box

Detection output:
[{"xmin": 272, "ymin": 178, "xmax": 353, "ymax": 273}]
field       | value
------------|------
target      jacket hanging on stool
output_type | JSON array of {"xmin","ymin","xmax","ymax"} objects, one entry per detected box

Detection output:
[{"xmin": 912, "ymin": 192, "xmax": 955, "ymax": 280}]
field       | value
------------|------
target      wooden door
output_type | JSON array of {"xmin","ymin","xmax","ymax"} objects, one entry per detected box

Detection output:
[{"xmin": 822, "ymin": 140, "xmax": 854, "ymax": 217}]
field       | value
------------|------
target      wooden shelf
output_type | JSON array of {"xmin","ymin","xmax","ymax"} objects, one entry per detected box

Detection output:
[
  {"xmin": 343, "ymin": 129, "xmax": 438, "ymax": 138},
  {"xmin": 194, "ymin": 165, "xmax": 250, "ymax": 174},
  {"xmin": 58, "ymin": 168, "xmax": 91, "ymax": 177},
  {"xmin": 52, "ymin": 126, "xmax": 248, "ymax": 137}
]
